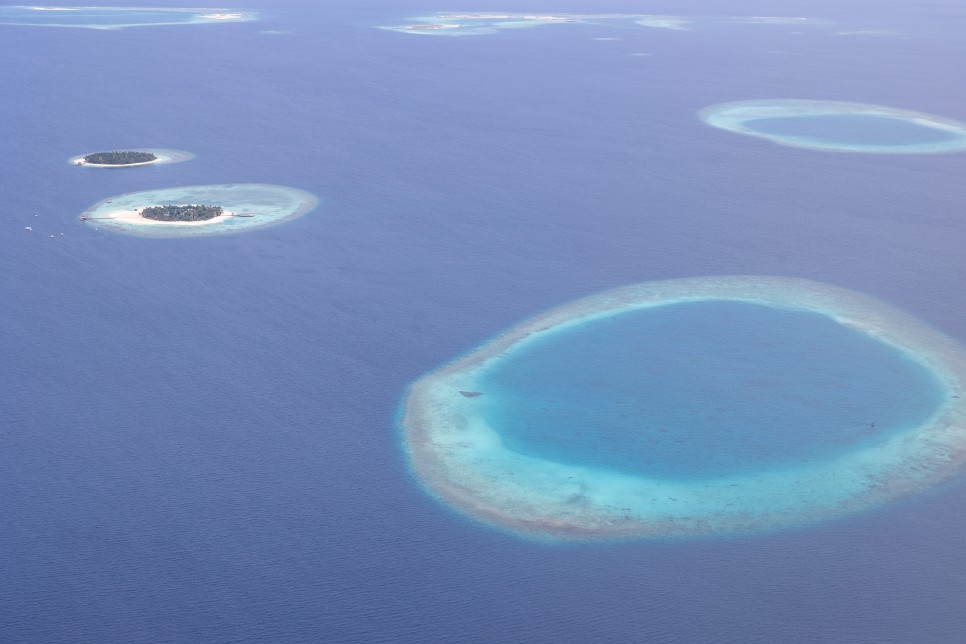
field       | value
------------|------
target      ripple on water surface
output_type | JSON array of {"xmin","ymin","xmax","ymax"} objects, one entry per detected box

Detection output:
[
  {"xmin": 401, "ymin": 277, "xmax": 966, "ymax": 541},
  {"xmin": 700, "ymin": 100, "xmax": 966, "ymax": 153}
]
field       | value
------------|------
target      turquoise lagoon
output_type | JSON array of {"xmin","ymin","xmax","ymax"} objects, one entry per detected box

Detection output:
[
  {"xmin": 0, "ymin": 6, "xmax": 255, "ymax": 29},
  {"xmin": 480, "ymin": 301, "xmax": 943, "ymax": 480},
  {"xmin": 79, "ymin": 183, "xmax": 317, "ymax": 238},
  {"xmin": 700, "ymin": 100, "xmax": 966, "ymax": 153},
  {"xmin": 401, "ymin": 277, "xmax": 966, "ymax": 541}
]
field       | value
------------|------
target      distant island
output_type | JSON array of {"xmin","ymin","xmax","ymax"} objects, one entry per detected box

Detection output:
[
  {"xmin": 82, "ymin": 150, "xmax": 158, "ymax": 165},
  {"xmin": 141, "ymin": 204, "xmax": 223, "ymax": 222}
]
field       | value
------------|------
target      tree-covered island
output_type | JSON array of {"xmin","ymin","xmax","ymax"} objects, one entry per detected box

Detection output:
[
  {"xmin": 83, "ymin": 150, "xmax": 158, "ymax": 165},
  {"xmin": 141, "ymin": 204, "xmax": 224, "ymax": 222}
]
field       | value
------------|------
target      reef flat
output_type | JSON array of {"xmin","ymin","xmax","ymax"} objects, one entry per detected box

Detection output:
[
  {"xmin": 0, "ymin": 7, "xmax": 255, "ymax": 29},
  {"xmin": 378, "ymin": 12, "xmax": 829, "ymax": 37},
  {"xmin": 700, "ymin": 100, "xmax": 966, "ymax": 153},
  {"xmin": 401, "ymin": 277, "xmax": 966, "ymax": 541},
  {"xmin": 70, "ymin": 148, "xmax": 193, "ymax": 168},
  {"xmin": 79, "ymin": 183, "xmax": 317, "ymax": 238}
]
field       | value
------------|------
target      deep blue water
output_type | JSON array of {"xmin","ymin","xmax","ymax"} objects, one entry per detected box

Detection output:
[
  {"xmin": 480, "ymin": 301, "xmax": 944, "ymax": 479},
  {"xmin": 4, "ymin": 0, "xmax": 966, "ymax": 642},
  {"xmin": 745, "ymin": 114, "xmax": 955, "ymax": 145}
]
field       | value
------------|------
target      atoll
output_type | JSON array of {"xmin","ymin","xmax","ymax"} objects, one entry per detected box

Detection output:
[
  {"xmin": 700, "ymin": 100, "xmax": 966, "ymax": 153},
  {"xmin": 79, "ymin": 183, "xmax": 317, "ymax": 237},
  {"xmin": 400, "ymin": 276, "xmax": 966, "ymax": 541}
]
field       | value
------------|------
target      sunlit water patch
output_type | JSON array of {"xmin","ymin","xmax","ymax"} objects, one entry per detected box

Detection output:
[
  {"xmin": 401, "ymin": 277, "xmax": 966, "ymax": 541},
  {"xmin": 79, "ymin": 183, "xmax": 317, "ymax": 238},
  {"xmin": 0, "ymin": 6, "xmax": 256, "ymax": 29},
  {"xmin": 700, "ymin": 100, "xmax": 966, "ymax": 153}
]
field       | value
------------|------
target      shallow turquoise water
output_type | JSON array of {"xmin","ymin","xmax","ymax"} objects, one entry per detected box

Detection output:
[
  {"xmin": 479, "ymin": 301, "xmax": 945, "ymax": 479},
  {"xmin": 744, "ymin": 114, "xmax": 954, "ymax": 146}
]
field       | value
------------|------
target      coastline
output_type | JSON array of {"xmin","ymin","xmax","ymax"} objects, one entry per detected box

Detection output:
[
  {"xmin": 88, "ymin": 207, "xmax": 238, "ymax": 227},
  {"xmin": 74, "ymin": 159, "xmax": 160, "ymax": 168}
]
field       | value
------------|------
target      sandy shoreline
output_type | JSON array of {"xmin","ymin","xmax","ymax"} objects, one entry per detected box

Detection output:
[
  {"xmin": 74, "ymin": 158, "xmax": 160, "ymax": 168},
  {"xmin": 86, "ymin": 207, "xmax": 238, "ymax": 227}
]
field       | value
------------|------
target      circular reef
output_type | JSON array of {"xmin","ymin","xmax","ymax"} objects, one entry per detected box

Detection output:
[
  {"xmin": 70, "ymin": 148, "xmax": 193, "ymax": 168},
  {"xmin": 400, "ymin": 276, "xmax": 966, "ymax": 541},
  {"xmin": 699, "ymin": 100, "xmax": 966, "ymax": 153},
  {"xmin": 79, "ymin": 183, "xmax": 317, "ymax": 237}
]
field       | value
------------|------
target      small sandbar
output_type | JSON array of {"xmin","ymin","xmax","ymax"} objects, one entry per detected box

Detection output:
[
  {"xmin": 0, "ymin": 7, "xmax": 257, "ymax": 29},
  {"xmin": 401, "ymin": 276, "xmax": 966, "ymax": 541},
  {"xmin": 700, "ymin": 100, "xmax": 966, "ymax": 153},
  {"xmin": 79, "ymin": 183, "xmax": 317, "ymax": 238},
  {"xmin": 69, "ymin": 148, "xmax": 193, "ymax": 168}
]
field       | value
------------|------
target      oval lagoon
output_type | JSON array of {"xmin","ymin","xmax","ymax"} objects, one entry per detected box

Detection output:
[
  {"xmin": 700, "ymin": 100, "xmax": 966, "ymax": 153},
  {"xmin": 401, "ymin": 277, "xmax": 966, "ymax": 541},
  {"xmin": 79, "ymin": 183, "xmax": 317, "ymax": 238}
]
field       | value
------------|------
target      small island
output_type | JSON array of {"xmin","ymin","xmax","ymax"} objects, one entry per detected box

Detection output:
[
  {"xmin": 79, "ymin": 183, "xmax": 318, "ymax": 237},
  {"xmin": 141, "ymin": 204, "xmax": 223, "ymax": 222},
  {"xmin": 83, "ymin": 150, "xmax": 158, "ymax": 165}
]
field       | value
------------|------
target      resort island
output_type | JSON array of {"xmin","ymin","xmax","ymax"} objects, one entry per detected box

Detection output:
[
  {"xmin": 79, "ymin": 183, "xmax": 318, "ymax": 238},
  {"xmin": 70, "ymin": 148, "xmax": 194, "ymax": 168},
  {"xmin": 78, "ymin": 150, "xmax": 158, "ymax": 166},
  {"xmin": 140, "ymin": 204, "xmax": 224, "ymax": 222}
]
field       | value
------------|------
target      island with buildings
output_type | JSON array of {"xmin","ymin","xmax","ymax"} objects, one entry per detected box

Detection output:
[
  {"xmin": 140, "ymin": 204, "xmax": 224, "ymax": 222},
  {"xmin": 80, "ymin": 150, "xmax": 158, "ymax": 166},
  {"xmin": 70, "ymin": 148, "xmax": 194, "ymax": 168},
  {"xmin": 78, "ymin": 183, "xmax": 318, "ymax": 237}
]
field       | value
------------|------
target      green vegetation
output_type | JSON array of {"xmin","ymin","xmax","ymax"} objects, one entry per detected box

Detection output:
[
  {"xmin": 83, "ymin": 150, "xmax": 158, "ymax": 165},
  {"xmin": 140, "ymin": 204, "xmax": 223, "ymax": 222}
]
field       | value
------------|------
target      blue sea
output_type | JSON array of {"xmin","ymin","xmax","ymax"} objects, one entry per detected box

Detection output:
[{"xmin": 4, "ymin": 0, "xmax": 966, "ymax": 641}]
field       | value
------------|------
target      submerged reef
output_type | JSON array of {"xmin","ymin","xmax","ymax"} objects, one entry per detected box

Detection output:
[
  {"xmin": 400, "ymin": 277, "xmax": 966, "ymax": 541},
  {"xmin": 0, "ymin": 7, "xmax": 256, "ymax": 30},
  {"xmin": 79, "ymin": 183, "xmax": 317, "ymax": 238},
  {"xmin": 70, "ymin": 148, "xmax": 193, "ymax": 168},
  {"xmin": 379, "ymin": 13, "xmax": 829, "ymax": 37},
  {"xmin": 700, "ymin": 100, "xmax": 966, "ymax": 153}
]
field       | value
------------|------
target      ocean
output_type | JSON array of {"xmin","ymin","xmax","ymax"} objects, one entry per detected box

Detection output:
[{"xmin": 4, "ymin": 0, "xmax": 966, "ymax": 641}]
